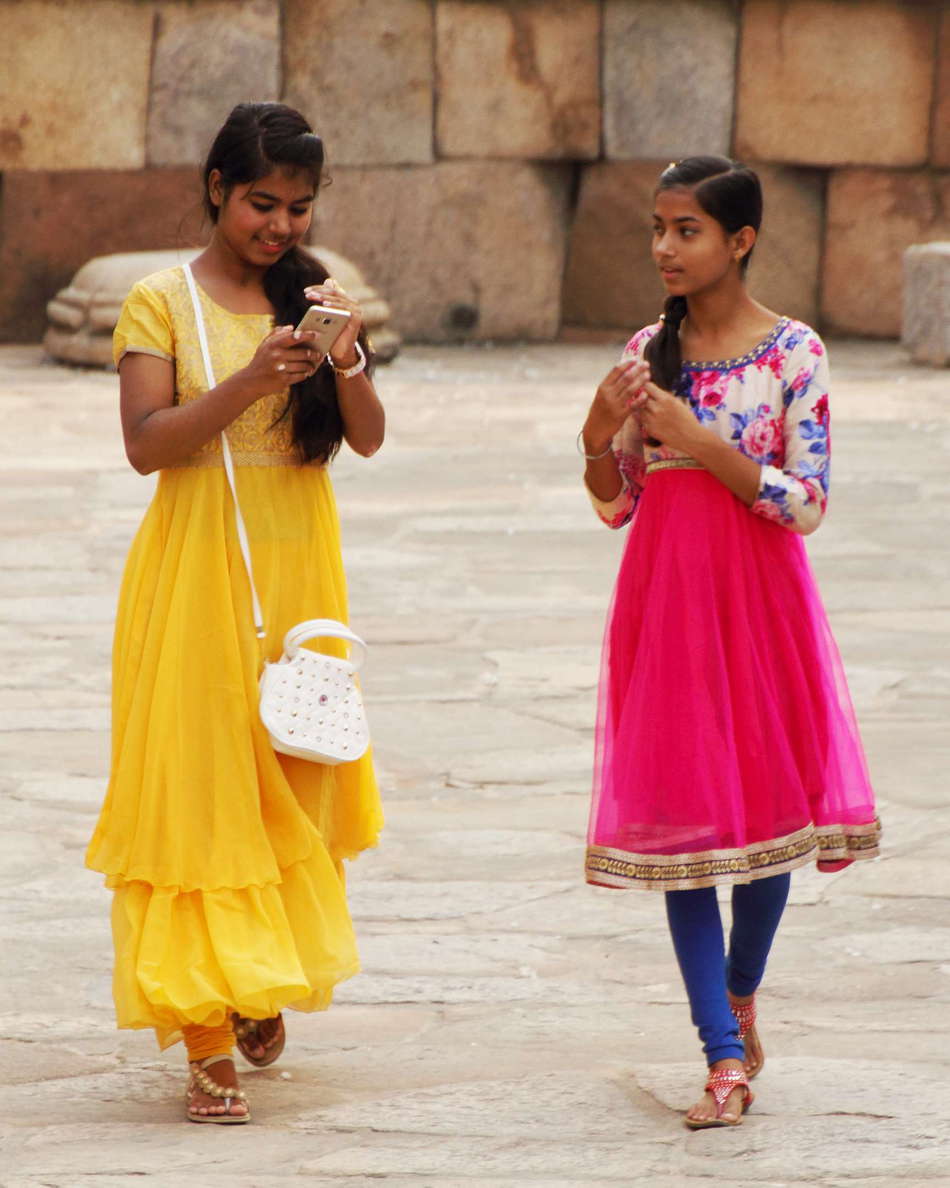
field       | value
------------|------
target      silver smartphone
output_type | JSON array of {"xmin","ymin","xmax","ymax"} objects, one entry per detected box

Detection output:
[{"xmin": 295, "ymin": 304, "xmax": 351, "ymax": 354}]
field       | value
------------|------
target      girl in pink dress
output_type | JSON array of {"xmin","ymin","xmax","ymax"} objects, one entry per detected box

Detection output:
[{"xmin": 578, "ymin": 157, "xmax": 880, "ymax": 1130}]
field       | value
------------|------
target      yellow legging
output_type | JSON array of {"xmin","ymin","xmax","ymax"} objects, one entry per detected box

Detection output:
[{"xmin": 182, "ymin": 1021, "xmax": 234, "ymax": 1063}]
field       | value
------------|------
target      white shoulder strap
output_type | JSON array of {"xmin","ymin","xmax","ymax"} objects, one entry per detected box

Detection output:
[{"xmin": 182, "ymin": 263, "xmax": 266, "ymax": 640}]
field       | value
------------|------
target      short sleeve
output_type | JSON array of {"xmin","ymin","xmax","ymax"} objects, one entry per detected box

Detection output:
[
  {"xmin": 113, "ymin": 281, "xmax": 175, "ymax": 367},
  {"xmin": 750, "ymin": 329, "xmax": 830, "ymax": 536}
]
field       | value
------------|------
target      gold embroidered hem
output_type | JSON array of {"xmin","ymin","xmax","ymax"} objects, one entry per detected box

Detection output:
[
  {"xmin": 585, "ymin": 818, "xmax": 881, "ymax": 892},
  {"xmin": 646, "ymin": 457, "xmax": 703, "ymax": 475}
]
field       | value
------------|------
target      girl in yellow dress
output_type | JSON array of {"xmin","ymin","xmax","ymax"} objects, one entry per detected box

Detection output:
[{"xmin": 85, "ymin": 102, "xmax": 384, "ymax": 1124}]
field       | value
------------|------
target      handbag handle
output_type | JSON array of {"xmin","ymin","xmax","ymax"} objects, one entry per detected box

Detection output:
[
  {"xmin": 281, "ymin": 618, "xmax": 367, "ymax": 672},
  {"xmin": 182, "ymin": 262, "xmax": 266, "ymax": 640}
]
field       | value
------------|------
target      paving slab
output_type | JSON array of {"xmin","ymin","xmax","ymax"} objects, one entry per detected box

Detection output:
[{"xmin": 0, "ymin": 339, "xmax": 948, "ymax": 1185}]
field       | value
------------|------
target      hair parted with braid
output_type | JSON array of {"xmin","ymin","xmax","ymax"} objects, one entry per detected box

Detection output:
[
  {"xmin": 643, "ymin": 156, "xmax": 763, "ymax": 394},
  {"xmin": 202, "ymin": 102, "xmax": 373, "ymax": 464}
]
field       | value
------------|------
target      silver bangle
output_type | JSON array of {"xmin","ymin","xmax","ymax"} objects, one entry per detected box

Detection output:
[
  {"xmin": 332, "ymin": 340, "xmax": 366, "ymax": 379},
  {"xmin": 576, "ymin": 429, "xmax": 612, "ymax": 461}
]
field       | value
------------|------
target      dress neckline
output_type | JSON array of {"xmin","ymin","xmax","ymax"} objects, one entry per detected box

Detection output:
[
  {"xmin": 185, "ymin": 267, "xmax": 275, "ymax": 320},
  {"xmin": 681, "ymin": 317, "xmax": 789, "ymax": 371}
]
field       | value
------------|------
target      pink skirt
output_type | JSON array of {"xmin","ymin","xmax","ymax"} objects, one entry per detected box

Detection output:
[{"xmin": 586, "ymin": 466, "xmax": 880, "ymax": 892}]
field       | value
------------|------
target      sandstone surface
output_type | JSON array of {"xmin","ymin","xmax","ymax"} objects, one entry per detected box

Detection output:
[
  {"xmin": 902, "ymin": 243, "xmax": 950, "ymax": 367},
  {"xmin": 933, "ymin": 7, "xmax": 950, "ymax": 167},
  {"xmin": 436, "ymin": 0, "xmax": 600, "ymax": 160},
  {"xmin": 0, "ymin": 0, "xmax": 152, "ymax": 170},
  {"xmin": 735, "ymin": 0, "xmax": 936, "ymax": 167},
  {"xmin": 283, "ymin": 0, "xmax": 434, "ymax": 165},
  {"xmin": 0, "ymin": 169, "xmax": 201, "ymax": 344},
  {"xmin": 312, "ymin": 162, "xmax": 571, "ymax": 341},
  {"xmin": 561, "ymin": 161, "xmax": 668, "ymax": 333},
  {"xmin": 603, "ymin": 0, "xmax": 737, "ymax": 160},
  {"xmin": 146, "ymin": 0, "xmax": 280, "ymax": 167},
  {"xmin": 1, "ymin": 337, "xmax": 949, "ymax": 1182},
  {"xmin": 822, "ymin": 170, "xmax": 950, "ymax": 338}
]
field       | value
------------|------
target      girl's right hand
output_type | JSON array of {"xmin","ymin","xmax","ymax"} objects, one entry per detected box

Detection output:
[
  {"xmin": 581, "ymin": 359, "xmax": 651, "ymax": 455},
  {"xmin": 238, "ymin": 325, "xmax": 323, "ymax": 400}
]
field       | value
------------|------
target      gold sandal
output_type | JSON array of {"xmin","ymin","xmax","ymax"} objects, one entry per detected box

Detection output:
[
  {"xmin": 185, "ymin": 1054, "xmax": 250, "ymax": 1124},
  {"xmin": 232, "ymin": 1011, "xmax": 286, "ymax": 1068}
]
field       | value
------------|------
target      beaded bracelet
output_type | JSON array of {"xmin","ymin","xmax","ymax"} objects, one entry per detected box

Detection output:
[{"xmin": 576, "ymin": 429, "xmax": 612, "ymax": 461}]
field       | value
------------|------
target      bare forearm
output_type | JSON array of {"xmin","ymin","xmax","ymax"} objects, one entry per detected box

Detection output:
[
  {"xmin": 337, "ymin": 372, "xmax": 385, "ymax": 457},
  {"xmin": 581, "ymin": 424, "xmax": 624, "ymax": 502},
  {"xmin": 686, "ymin": 428, "xmax": 761, "ymax": 506},
  {"xmin": 125, "ymin": 374, "xmax": 258, "ymax": 474}
]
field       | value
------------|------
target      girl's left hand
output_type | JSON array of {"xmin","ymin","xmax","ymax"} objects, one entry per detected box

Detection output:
[
  {"xmin": 303, "ymin": 278, "xmax": 364, "ymax": 367},
  {"xmin": 638, "ymin": 381, "xmax": 702, "ymax": 452}
]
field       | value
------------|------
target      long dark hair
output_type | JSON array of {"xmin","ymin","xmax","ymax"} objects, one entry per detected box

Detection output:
[
  {"xmin": 644, "ymin": 156, "xmax": 763, "ymax": 393},
  {"xmin": 203, "ymin": 102, "xmax": 372, "ymax": 464}
]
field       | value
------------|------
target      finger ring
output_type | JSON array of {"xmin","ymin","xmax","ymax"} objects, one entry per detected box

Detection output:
[{"xmin": 276, "ymin": 363, "xmax": 286, "ymax": 372}]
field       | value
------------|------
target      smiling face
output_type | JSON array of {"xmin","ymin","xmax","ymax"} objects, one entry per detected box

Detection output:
[
  {"xmin": 651, "ymin": 187, "xmax": 753, "ymax": 298},
  {"xmin": 209, "ymin": 165, "xmax": 316, "ymax": 268}
]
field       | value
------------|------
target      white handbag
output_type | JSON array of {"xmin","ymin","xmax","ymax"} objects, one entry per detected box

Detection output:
[{"xmin": 183, "ymin": 263, "xmax": 371, "ymax": 766}]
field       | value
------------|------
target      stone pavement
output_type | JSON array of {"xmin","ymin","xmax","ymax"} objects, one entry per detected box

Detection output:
[{"xmin": 1, "ymin": 339, "xmax": 948, "ymax": 1187}]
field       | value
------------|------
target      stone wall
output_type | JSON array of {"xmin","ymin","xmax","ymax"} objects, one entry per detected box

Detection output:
[{"xmin": 1, "ymin": 0, "xmax": 948, "ymax": 344}]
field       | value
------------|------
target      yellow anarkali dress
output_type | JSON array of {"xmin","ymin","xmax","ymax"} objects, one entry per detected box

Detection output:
[{"xmin": 85, "ymin": 266, "xmax": 383, "ymax": 1049}]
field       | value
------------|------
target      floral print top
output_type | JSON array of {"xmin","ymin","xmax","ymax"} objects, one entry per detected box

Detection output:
[{"xmin": 587, "ymin": 318, "xmax": 831, "ymax": 535}]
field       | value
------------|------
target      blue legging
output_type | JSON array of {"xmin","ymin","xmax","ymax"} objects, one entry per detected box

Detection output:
[{"xmin": 665, "ymin": 873, "xmax": 791, "ymax": 1066}]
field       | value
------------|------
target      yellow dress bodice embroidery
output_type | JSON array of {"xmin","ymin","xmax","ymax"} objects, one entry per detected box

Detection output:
[{"xmin": 113, "ymin": 266, "xmax": 301, "ymax": 468}]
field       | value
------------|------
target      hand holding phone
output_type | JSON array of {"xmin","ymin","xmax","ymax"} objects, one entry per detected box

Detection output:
[{"xmin": 294, "ymin": 304, "xmax": 352, "ymax": 356}]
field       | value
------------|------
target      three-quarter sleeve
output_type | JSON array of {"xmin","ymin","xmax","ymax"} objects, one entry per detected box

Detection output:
[
  {"xmin": 750, "ymin": 334, "xmax": 831, "ymax": 536},
  {"xmin": 113, "ymin": 281, "xmax": 175, "ymax": 367},
  {"xmin": 585, "ymin": 326, "xmax": 655, "ymax": 529}
]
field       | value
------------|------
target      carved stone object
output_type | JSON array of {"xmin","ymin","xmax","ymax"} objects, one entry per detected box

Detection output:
[
  {"xmin": 902, "ymin": 243, "xmax": 950, "ymax": 367},
  {"xmin": 44, "ymin": 248, "xmax": 400, "ymax": 367}
]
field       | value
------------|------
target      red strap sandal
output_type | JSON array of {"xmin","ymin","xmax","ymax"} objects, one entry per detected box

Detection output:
[
  {"xmin": 730, "ymin": 994, "xmax": 764, "ymax": 1079},
  {"xmin": 684, "ymin": 1067, "xmax": 753, "ymax": 1130}
]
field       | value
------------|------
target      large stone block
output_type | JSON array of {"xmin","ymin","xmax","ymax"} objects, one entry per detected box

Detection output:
[
  {"xmin": 562, "ymin": 160, "xmax": 825, "ymax": 333},
  {"xmin": 934, "ymin": 7, "xmax": 950, "ymax": 167},
  {"xmin": 0, "ymin": 0, "xmax": 152, "ymax": 170},
  {"xmin": 822, "ymin": 170, "xmax": 950, "ymax": 339},
  {"xmin": 902, "ymin": 244, "xmax": 950, "ymax": 367},
  {"xmin": 310, "ymin": 162, "xmax": 571, "ymax": 340},
  {"xmin": 0, "ymin": 170, "xmax": 201, "ymax": 343},
  {"xmin": 603, "ymin": 0, "xmax": 737, "ymax": 160},
  {"xmin": 747, "ymin": 164, "xmax": 824, "ymax": 327},
  {"xmin": 736, "ymin": 0, "xmax": 936, "ymax": 167},
  {"xmin": 147, "ymin": 0, "xmax": 280, "ymax": 167},
  {"xmin": 561, "ymin": 162, "xmax": 667, "ymax": 333},
  {"xmin": 435, "ymin": 0, "xmax": 600, "ymax": 160},
  {"xmin": 283, "ymin": 0, "xmax": 434, "ymax": 166}
]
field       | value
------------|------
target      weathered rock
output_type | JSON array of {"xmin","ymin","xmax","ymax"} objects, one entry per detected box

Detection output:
[
  {"xmin": 311, "ymin": 162, "xmax": 571, "ymax": 341},
  {"xmin": 822, "ymin": 170, "xmax": 950, "ymax": 338},
  {"xmin": 735, "ymin": 0, "xmax": 935, "ymax": 167},
  {"xmin": 146, "ymin": 0, "xmax": 280, "ymax": 167},
  {"xmin": 902, "ymin": 243, "xmax": 950, "ymax": 367},
  {"xmin": 603, "ymin": 0, "xmax": 737, "ymax": 160},
  {"xmin": 0, "ymin": 168, "xmax": 201, "ymax": 344},
  {"xmin": 747, "ymin": 163, "xmax": 825, "ymax": 327},
  {"xmin": 0, "ymin": 0, "xmax": 152, "ymax": 170},
  {"xmin": 43, "ymin": 249, "xmax": 400, "ymax": 367},
  {"xmin": 283, "ymin": 0, "xmax": 434, "ymax": 166},
  {"xmin": 435, "ymin": 0, "xmax": 600, "ymax": 160},
  {"xmin": 934, "ymin": 7, "xmax": 950, "ymax": 167},
  {"xmin": 561, "ymin": 161, "xmax": 671, "ymax": 332}
]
